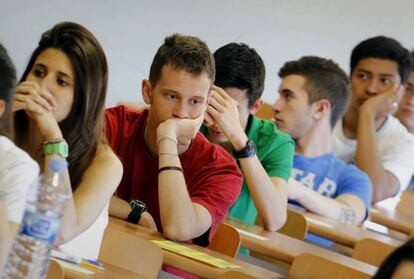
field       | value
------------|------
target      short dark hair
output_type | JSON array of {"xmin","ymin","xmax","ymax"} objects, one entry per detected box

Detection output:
[
  {"xmin": 374, "ymin": 238, "xmax": 414, "ymax": 279},
  {"xmin": 411, "ymin": 50, "xmax": 414, "ymax": 71},
  {"xmin": 279, "ymin": 56, "xmax": 350, "ymax": 128},
  {"xmin": 214, "ymin": 43, "xmax": 265, "ymax": 108},
  {"xmin": 350, "ymin": 36, "xmax": 412, "ymax": 83},
  {"xmin": 149, "ymin": 34, "xmax": 215, "ymax": 86},
  {"xmin": 15, "ymin": 22, "xmax": 108, "ymax": 190},
  {"xmin": 0, "ymin": 44, "xmax": 16, "ymax": 138}
]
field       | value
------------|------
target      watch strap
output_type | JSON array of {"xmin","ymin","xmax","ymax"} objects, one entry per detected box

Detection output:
[
  {"xmin": 234, "ymin": 140, "xmax": 256, "ymax": 159},
  {"xmin": 43, "ymin": 140, "xmax": 69, "ymax": 158},
  {"xmin": 126, "ymin": 200, "xmax": 147, "ymax": 224}
]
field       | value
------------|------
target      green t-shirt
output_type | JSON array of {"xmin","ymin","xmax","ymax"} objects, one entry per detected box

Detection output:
[{"xmin": 201, "ymin": 115, "xmax": 294, "ymax": 224}]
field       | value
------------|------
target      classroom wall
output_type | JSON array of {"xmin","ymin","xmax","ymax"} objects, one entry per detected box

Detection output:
[{"xmin": 1, "ymin": 0, "xmax": 414, "ymax": 107}]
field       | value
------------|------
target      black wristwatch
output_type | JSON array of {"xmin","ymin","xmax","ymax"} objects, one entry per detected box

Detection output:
[
  {"xmin": 234, "ymin": 140, "xmax": 257, "ymax": 159},
  {"xmin": 126, "ymin": 200, "xmax": 147, "ymax": 224}
]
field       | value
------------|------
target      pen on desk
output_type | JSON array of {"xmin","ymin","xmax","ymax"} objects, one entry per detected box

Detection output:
[{"xmin": 80, "ymin": 260, "xmax": 105, "ymax": 270}]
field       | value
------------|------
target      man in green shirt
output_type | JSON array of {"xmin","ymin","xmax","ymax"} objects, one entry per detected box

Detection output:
[{"xmin": 201, "ymin": 43, "xmax": 294, "ymax": 231}]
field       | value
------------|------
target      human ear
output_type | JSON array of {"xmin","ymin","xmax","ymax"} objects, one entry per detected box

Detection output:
[
  {"xmin": 313, "ymin": 99, "xmax": 330, "ymax": 120},
  {"xmin": 142, "ymin": 80, "xmax": 152, "ymax": 105},
  {"xmin": 249, "ymin": 98, "xmax": 264, "ymax": 114},
  {"xmin": 0, "ymin": 100, "xmax": 5, "ymax": 118}
]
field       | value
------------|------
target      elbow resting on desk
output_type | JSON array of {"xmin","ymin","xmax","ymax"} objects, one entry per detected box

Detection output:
[
  {"xmin": 262, "ymin": 211, "xmax": 287, "ymax": 232},
  {"xmin": 162, "ymin": 225, "xmax": 199, "ymax": 242}
]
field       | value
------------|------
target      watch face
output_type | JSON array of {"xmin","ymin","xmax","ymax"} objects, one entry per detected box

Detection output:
[
  {"xmin": 130, "ymin": 200, "xmax": 146, "ymax": 210},
  {"xmin": 246, "ymin": 141, "xmax": 256, "ymax": 156},
  {"xmin": 235, "ymin": 140, "xmax": 256, "ymax": 158},
  {"xmin": 127, "ymin": 200, "xmax": 147, "ymax": 224}
]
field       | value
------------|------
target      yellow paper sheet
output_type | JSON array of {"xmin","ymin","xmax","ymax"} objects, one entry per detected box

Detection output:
[
  {"xmin": 56, "ymin": 259, "xmax": 95, "ymax": 275},
  {"xmin": 151, "ymin": 240, "xmax": 240, "ymax": 268}
]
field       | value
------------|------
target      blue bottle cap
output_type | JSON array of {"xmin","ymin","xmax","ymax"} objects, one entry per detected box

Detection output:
[{"xmin": 50, "ymin": 159, "xmax": 68, "ymax": 173}]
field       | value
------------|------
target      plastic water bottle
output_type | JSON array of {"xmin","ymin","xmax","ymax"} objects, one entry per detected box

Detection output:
[{"xmin": 1, "ymin": 159, "xmax": 71, "ymax": 279}]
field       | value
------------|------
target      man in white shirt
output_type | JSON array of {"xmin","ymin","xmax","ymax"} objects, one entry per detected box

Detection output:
[
  {"xmin": 395, "ymin": 51, "xmax": 414, "ymax": 191},
  {"xmin": 332, "ymin": 36, "xmax": 414, "ymax": 203},
  {"xmin": 396, "ymin": 52, "xmax": 414, "ymax": 134},
  {"xmin": 0, "ymin": 44, "xmax": 39, "ymax": 267}
]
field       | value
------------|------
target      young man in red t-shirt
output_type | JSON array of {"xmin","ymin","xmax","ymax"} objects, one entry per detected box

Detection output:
[{"xmin": 105, "ymin": 34, "xmax": 243, "ymax": 246}]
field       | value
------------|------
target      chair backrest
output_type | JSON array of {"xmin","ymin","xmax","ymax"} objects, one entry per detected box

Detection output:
[
  {"xmin": 209, "ymin": 223, "xmax": 241, "ymax": 258},
  {"xmin": 216, "ymin": 270, "xmax": 256, "ymax": 279},
  {"xmin": 289, "ymin": 253, "xmax": 372, "ymax": 279},
  {"xmin": 46, "ymin": 259, "xmax": 64, "ymax": 279},
  {"xmin": 396, "ymin": 190, "xmax": 414, "ymax": 216},
  {"xmin": 278, "ymin": 210, "xmax": 308, "ymax": 240},
  {"xmin": 255, "ymin": 102, "xmax": 274, "ymax": 120},
  {"xmin": 251, "ymin": 209, "xmax": 308, "ymax": 269},
  {"xmin": 255, "ymin": 209, "xmax": 308, "ymax": 240},
  {"xmin": 98, "ymin": 226, "xmax": 163, "ymax": 279},
  {"xmin": 351, "ymin": 238, "xmax": 397, "ymax": 267}
]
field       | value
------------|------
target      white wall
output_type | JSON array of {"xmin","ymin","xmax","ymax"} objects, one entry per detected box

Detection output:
[{"xmin": 1, "ymin": 0, "xmax": 414, "ymax": 107}]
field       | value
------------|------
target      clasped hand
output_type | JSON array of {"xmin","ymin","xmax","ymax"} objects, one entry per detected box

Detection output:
[
  {"xmin": 13, "ymin": 81, "xmax": 62, "ymax": 140},
  {"xmin": 156, "ymin": 114, "xmax": 204, "ymax": 146},
  {"xmin": 360, "ymin": 84, "xmax": 404, "ymax": 120}
]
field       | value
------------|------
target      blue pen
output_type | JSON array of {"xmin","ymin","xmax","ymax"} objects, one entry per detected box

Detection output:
[{"xmin": 84, "ymin": 259, "xmax": 104, "ymax": 267}]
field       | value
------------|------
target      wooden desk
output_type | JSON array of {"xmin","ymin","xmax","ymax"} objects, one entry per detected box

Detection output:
[
  {"xmin": 370, "ymin": 206, "xmax": 414, "ymax": 235},
  {"xmin": 289, "ymin": 208, "xmax": 403, "ymax": 248},
  {"xmin": 108, "ymin": 217, "xmax": 286, "ymax": 279},
  {"xmin": 60, "ymin": 260, "xmax": 148, "ymax": 279},
  {"xmin": 224, "ymin": 217, "xmax": 378, "ymax": 277}
]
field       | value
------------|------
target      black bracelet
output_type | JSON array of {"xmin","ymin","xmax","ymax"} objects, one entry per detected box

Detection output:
[{"xmin": 159, "ymin": 166, "xmax": 183, "ymax": 173}]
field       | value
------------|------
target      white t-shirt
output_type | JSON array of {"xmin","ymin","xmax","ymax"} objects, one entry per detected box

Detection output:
[
  {"xmin": 332, "ymin": 116, "xmax": 414, "ymax": 193},
  {"xmin": 59, "ymin": 203, "xmax": 108, "ymax": 260},
  {"xmin": 0, "ymin": 136, "xmax": 39, "ymax": 223}
]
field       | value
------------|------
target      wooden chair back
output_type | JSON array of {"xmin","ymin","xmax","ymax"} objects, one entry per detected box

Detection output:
[
  {"xmin": 209, "ymin": 223, "xmax": 241, "ymax": 258},
  {"xmin": 46, "ymin": 259, "xmax": 64, "ymax": 279},
  {"xmin": 255, "ymin": 102, "xmax": 274, "ymax": 120},
  {"xmin": 216, "ymin": 270, "xmax": 256, "ymax": 278},
  {"xmin": 289, "ymin": 253, "xmax": 372, "ymax": 279},
  {"xmin": 251, "ymin": 209, "xmax": 308, "ymax": 269},
  {"xmin": 278, "ymin": 210, "xmax": 308, "ymax": 240},
  {"xmin": 396, "ymin": 190, "xmax": 414, "ymax": 216},
  {"xmin": 351, "ymin": 238, "xmax": 397, "ymax": 267},
  {"xmin": 98, "ymin": 226, "xmax": 163, "ymax": 279},
  {"xmin": 255, "ymin": 209, "xmax": 308, "ymax": 240}
]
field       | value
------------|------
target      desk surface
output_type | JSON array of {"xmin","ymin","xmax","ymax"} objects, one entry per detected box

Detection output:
[
  {"xmin": 370, "ymin": 206, "xmax": 414, "ymax": 235},
  {"xmin": 224, "ymin": 217, "xmax": 378, "ymax": 277},
  {"xmin": 288, "ymin": 207, "xmax": 403, "ymax": 248},
  {"xmin": 108, "ymin": 217, "xmax": 286, "ymax": 279},
  {"xmin": 61, "ymin": 260, "xmax": 148, "ymax": 279}
]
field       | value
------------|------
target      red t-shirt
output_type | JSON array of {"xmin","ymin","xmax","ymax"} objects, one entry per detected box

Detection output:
[{"xmin": 105, "ymin": 106, "xmax": 243, "ymax": 245}]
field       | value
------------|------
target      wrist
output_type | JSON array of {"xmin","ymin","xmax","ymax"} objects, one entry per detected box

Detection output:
[
  {"xmin": 359, "ymin": 103, "xmax": 376, "ymax": 119},
  {"xmin": 297, "ymin": 185, "xmax": 312, "ymax": 202},
  {"xmin": 158, "ymin": 137, "xmax": 179, "ymax": 154},
  {"xmin": 157, "ymin": 122, "xmax": 176, "ymax": 140},
  {"xmin": 126, "ymin": 200, "xmax": 147, "ymax": 224},
  {"xmin": 43, "ymin": 130, "xmax": 63, "ymax": 142},
  {"xmin": 358, "ymin": 108, "xmax": 376, "ymax": 128},
  {"xmin": 229, "ymin": 130, "xmax": 249, "ymax": 151},
  {"xmin": 43, "ymin": 139, "xmax": 69, "ymax": 159},
  {"xmin": 156, "ymin": 134, "xmax": 178, "ymax": 146}
]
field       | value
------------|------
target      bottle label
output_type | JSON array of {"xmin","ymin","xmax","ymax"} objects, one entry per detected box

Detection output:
[{"xmin": 20, "ymin": 211, "xmax": 61, "ymax": 244}]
